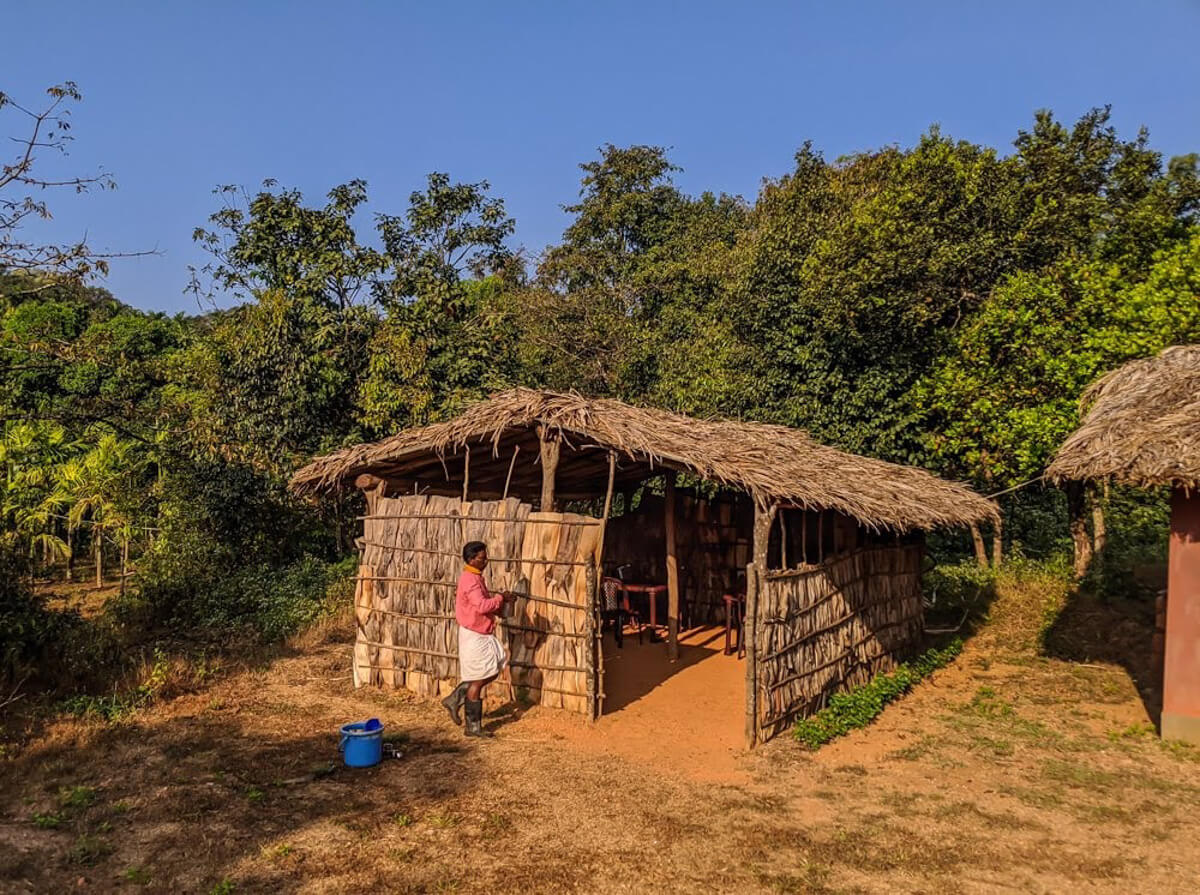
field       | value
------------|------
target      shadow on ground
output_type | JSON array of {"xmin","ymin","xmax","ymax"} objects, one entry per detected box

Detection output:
[
  {"xmin": 1043, "ymin": 586, "xmax": 1161, "ymax": 724},
  {"xmin": 0, "ymin": 701, "xmax": 482, "ymax": 891}
]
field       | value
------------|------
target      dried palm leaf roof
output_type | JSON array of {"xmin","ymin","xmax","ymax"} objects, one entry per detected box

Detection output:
[
  {"xmin": 1049, "ymin": 345, "xmax": 1200, "ymax": 489},
  {"xmin": 291, "ymin": 388, "xmax": 996, "ymax": 531}
]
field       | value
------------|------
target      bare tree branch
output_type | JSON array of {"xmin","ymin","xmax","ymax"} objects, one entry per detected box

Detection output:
[{"xmin": 1, "ymin": 82, "xmax": 154, "ymax": 281}]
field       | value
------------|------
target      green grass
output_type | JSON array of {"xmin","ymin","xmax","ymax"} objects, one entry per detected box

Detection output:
[
  {"xmin": 67, "ymin": 834, "xmax": 112, "ymax": 866},
  {"xmin": 59, "ymin": 785, "xmax": 97, "ymax": 810},
  {"xmin": 123, "ymin": 866, "xmax": 151, "ymax": 885}
]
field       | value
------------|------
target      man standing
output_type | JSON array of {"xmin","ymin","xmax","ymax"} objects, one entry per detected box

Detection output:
[{"xmin": 442, "ymin": 541, "xmax": 514, "ymax": 737}]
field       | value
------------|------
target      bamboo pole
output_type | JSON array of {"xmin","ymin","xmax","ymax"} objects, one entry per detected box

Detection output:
[
  {"xmin": 665, "ymin": 470, "xmax": 681, "ymax": 661},
  {"xmin": 594, "ymin": 451, "xmax": 616, "ymax": 718},
  {"xmin": 502, "ymin": 445, "xmax": 520, "ymax": 502},
  {"xmin": 462, "ymin": 445, "xmax": 470, "ymax": 503}
]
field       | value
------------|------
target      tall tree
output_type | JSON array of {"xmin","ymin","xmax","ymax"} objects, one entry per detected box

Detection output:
[{"xmin": 357, "ymin": 173, "xmax": 518, "ymax": 434}]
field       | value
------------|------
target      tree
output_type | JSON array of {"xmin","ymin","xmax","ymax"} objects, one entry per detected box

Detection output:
[
  {"xmin": 1, "ymin": 82, "xmax": 146, "ymax": 282},
  {"xmin": 357, "ymin": 174, "xmax": 519, "ymax": 434},
  {"xmin": 918, "ymin": 230, "xmax": 1200, "ymax": 570},
  {"xmin": 375, "ymin": 172, "xmax": 515, "ymax": 311},
  {"xmin": 526, "ymin": 145, "xmax": 748, "ymax": 401},
  {"xmin": 190, "ymin": 180, "xmax": 386, "ymax": 310},
  {"xmin": 56, "ymin": 435, "xmax": 146, "ymax": 588}
]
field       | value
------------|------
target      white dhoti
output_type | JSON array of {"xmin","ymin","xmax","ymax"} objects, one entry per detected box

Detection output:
[{"xmin": 458, "ymin": 626, "xmax": 507, "ymax": 682}]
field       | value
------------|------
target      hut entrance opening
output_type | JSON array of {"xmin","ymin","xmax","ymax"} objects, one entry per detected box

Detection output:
[{"xmin": 597, "ymin": 485, "xmax": 754, "ymax": 714}]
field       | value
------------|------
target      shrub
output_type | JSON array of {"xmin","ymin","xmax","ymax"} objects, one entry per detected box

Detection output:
[
  {"xmin": 131, "ymin": 541, "xmax": 356, "ymax": 642},
  {"xmin": 792, "ymin": 639, "xmax": 963, "ymax": 749},
  {"xmin": 1, "ymin": 544, "xmax": 124, "ymax": 694}
]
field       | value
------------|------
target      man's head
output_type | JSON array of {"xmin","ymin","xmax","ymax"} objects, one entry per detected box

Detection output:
[{"xmin": 462, "ymin": 541, "xmax": 488, "ymax": 570}]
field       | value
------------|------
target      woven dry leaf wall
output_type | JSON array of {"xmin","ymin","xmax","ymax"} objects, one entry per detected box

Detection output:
[
  {"xmin": 755, "ymin": 545, "xmax": 924, "ymax": 741},
  {"xmin": 354, "ymin": 494, "xmax": 601, "ymax": 715}
]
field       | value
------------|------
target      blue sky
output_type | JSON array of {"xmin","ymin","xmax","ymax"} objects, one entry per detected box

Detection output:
[{"xmin": 6, "ymin": 1, "xmax": 1200, "ymax": 312}]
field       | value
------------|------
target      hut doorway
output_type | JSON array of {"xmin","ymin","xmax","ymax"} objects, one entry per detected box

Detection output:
[{"xmin": 596, "ymin": 487, "xmax": 754, "ymax": 718}]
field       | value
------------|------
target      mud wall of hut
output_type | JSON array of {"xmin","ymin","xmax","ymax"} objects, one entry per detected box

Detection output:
[
  {"xmin": 353, "ymin": 494, "xmax": 601, "ymax": 715},
  {"xmin": 602, "ymin": 492, "xmax": 752, "ymax": 625},
  {"xmin": 754, "ymin": 544, "xmax": 924, "ymax": 741}
]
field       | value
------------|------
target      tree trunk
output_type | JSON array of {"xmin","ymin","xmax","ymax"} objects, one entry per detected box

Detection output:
[
  {"xmin": 1091, "ymin": 482, "xmax": 1107, "ymax": 557},
  {"xmin": 94, "ymin": 533, "xmax": 103, "ymax": 588},
  {"xmin": 66, "ymin": 528, "xmax": 73, "ymax": 582},
  {"xmin": 1066, "ymin": 481, "xmax": 1093, "ymax": 578},
  {"xmin": 970, "ymin": 523, "xmax": 988, "ymax": 568},
  {"xmin": 991, "ymin": 513, "xmax": 1003, "ymax": 568},
  {"xmin": 120, "ymin": 535, "xmax": 129, "ymax": 597}
]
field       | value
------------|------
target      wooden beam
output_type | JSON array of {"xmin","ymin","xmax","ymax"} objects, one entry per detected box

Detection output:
[
  {"xmin": 538, "ymin": 424, "xmax": 560, "ymax": 512},
  {"xmin": 665, "ymin": 470, "xmax": 680, "ymax": 661}
]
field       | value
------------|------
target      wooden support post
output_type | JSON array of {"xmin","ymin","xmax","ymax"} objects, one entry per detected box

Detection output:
[
  {"xmin": 991, "ymin": 512, "xmax": 1003, "ymax": 568},
  {"xmin": 779, "ymin": 510, "xmax": 788, "ymax": 570},
  {"xmin": 744, "ymin": 560, "xmax": 758, "ymax": 749},
  {"xmin": 746, "ymin": 501, "xmax": 776, "ymax": 749},
  {"xmin": 665, "ymin": 470, "xmax": 681, "ymax": 661},
  {"xmin": 585, "ymin": 562, "xmax": 598, "ymax": 722},
  {"xmin": 538, "ymin": 425, "xmax": 560, "ymax": 512}
]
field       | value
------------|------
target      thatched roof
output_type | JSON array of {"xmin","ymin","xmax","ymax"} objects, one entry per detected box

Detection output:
[
  {"xmin": 1048, "ymin": 345, "xmax": 1200, "ymax": 489},
  {"xmin": 291, "ymin": 389, "xmax": 996, "ymax": 531}
]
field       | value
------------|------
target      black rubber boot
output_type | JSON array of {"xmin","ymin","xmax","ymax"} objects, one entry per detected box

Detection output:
[
  {"xmin": 464, "ymin": 698, "xmax": 492, "ymax": 738},
  {"xmin": 441, "ymin": 682, "xmax": 468, "ymax": 726}
]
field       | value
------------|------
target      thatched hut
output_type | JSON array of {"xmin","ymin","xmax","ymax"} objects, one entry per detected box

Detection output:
[
  {"xmin": 293, "ymin": 389, "xmax": 996, "ymax": 745},
  {"xmin": 1049, "ymin": 345, "xmax": 1200, "ymax": 745}
]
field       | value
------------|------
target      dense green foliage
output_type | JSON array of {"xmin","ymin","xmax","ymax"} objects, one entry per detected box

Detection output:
[
  {"xmin": 792, "ymin": 639, "xmax": 965, "ymax": 749},
  {"xmin": 3, "ymin": 93, "xmax": 1198, "ymax": 697}
]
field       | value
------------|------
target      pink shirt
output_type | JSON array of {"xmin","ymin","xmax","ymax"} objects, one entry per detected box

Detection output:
[{"xmin": 455, "ymin": 566, "xmax": 505, "ymax": 635}]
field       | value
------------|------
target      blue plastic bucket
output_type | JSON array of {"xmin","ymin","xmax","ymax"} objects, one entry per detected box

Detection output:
[{"xmin": 339, "ymin": 719, "xmax": 383, "ymax": 768}]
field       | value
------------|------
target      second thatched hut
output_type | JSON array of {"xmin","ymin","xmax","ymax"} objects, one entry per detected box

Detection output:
[{"xmin": 1049, "ymin": 345, "xmax": 1200, "ymax": 745}]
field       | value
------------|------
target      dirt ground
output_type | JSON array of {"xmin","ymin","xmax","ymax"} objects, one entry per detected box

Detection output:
[{"xmin": 3, "ymin": 575, "xmax": 1200, "ymax": 894}]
